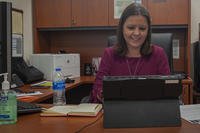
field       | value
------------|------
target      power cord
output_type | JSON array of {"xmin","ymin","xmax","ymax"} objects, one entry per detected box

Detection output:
[{"xmin": 75, "ymin": 113, "xmax": 103, "ymax": 133}]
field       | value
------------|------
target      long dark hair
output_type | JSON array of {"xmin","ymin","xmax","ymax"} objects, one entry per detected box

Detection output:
[{"xmin": 115, "ymin": 3, "xmax": 152, "ymax": 57}]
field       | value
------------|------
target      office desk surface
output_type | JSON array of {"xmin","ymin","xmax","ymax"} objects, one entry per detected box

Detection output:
[
  {"xmin": 66, "ymin": 76, "xmax": 95, "ymax": 90},
  {"xmin": 19, "ymin": 76, "xmax": 95, "ymax": 103},
  {"xmin": 19, "ymin": 85, "xmax": 53, "ymax": 103},
  {"xmin": 0, "ymin": 112, "xmax": 200, "ymax": 133}
]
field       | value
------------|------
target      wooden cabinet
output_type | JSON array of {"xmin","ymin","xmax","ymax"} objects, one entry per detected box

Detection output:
[
  {"xmin": 34, "ymin": 0, "xmax": 189, "ymax": 27},
  {"xmin": 33, "ymin": 0, "xmax": 108, "ymax": 28},
  {"xmin": 146, "ymin": 0, "xmax": 189, "ymax": 25},
  {"xmin": 182, "ymin": 78, "xmax": 193, "ymax": 104},
  {"xmin": 71, "ymin": 0, "xmax": 108, "ymax": 27},
  {"xmin": 108, "ymin": 0, "xmax": 188, "ymax": 26},
  {"xmin": 108, "ymin": 0, "xmax": 117, "ymax": 26},
  {"xmin": 34, "ymin": 0, "xmax": 71, "ymax": 28}
]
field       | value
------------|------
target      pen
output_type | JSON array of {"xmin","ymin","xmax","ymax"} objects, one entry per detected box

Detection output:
[{"xmin": 31, "ymin": 81, "xmax": 47, "ymax": 86}]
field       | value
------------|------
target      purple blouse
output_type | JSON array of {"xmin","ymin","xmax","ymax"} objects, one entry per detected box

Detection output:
[{"xmin": 90, "ymin": 45, "xmax": 170, "ymax": 103}]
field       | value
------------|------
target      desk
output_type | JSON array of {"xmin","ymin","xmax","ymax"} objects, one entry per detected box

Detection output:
[
  {"xmin": 0, "ymin": 112, "xmax": 200, "ymax": 133},
  {"xmin": 20, "ymin": 76, "xmax": 193, "ymax": 104},
  {"xmin": 19, "ymin": 76, "xmax": 95, "ymax": 103}
]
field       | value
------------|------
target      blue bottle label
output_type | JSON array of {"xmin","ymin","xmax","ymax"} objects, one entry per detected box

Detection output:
[
  {"xmin": 0, "ymin": 115, "xmax": 10, "ymax": 119},
  {"xmin": 0, "ymin": 92, "xmax": 17, "ymax": 124},
  {"xmin": 0, "ymin": 96, "xmax": 8, "ymax": 103},
  {"xmin": 0, "ymin": 96, "xmax": 12, "ymax": 121},
  {"xmin": 53, "ymin": 81, "xmax": 65, "ymax": 90}
]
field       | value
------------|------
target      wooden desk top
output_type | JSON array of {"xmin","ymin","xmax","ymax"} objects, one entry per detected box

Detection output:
[
  {"xmin": 0, "ymin": 112, "xmax": 200, "ymax": 133},
  {"xmin": 19, "ymin": 76, "xmax": 95, "ymax": 103},
  {"xmin": 182, "ymin": 77, "xmax": 193, "ymax": 84},
  {"xmin": 19, "ymin": 85, "xmax": 53, "ymax": 103},
  {"xmin": 66, "ymin": 76, "xmax": 95, "ymax": 90}
]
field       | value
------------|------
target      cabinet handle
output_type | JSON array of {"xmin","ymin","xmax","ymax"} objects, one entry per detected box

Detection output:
[
  {"xmin": 72, "ymin": 19, "xmax": 76, "ymax": 25},
  {"xmin": 152, "ymin": 0, "xmax": 167, "ymax": 3}
]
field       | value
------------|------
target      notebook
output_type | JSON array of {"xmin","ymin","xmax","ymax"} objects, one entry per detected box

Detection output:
[{"xmin": 40, "ymin": 103, "xmax": 102, "ymax": 117}]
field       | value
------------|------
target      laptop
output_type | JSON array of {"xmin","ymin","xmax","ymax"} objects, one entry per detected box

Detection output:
[{"xmin": 103, "ymin": 75, "xmax": 183, "ymax": 128}]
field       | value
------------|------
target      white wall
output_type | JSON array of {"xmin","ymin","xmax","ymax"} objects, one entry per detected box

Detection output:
[{"xmin": 0, "ymin": 0, "xmax": 33, "ymax": 62}]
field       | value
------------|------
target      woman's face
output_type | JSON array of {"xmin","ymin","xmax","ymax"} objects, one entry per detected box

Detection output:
[{"xmin": 123, "ymin": 15, "xmax": 148, "ymax": 50}]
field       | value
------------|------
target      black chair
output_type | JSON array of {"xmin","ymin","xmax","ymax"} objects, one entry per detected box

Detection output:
[{"xmin": 108, "ymin": 33, "xmax": 173, "ymax": 73}]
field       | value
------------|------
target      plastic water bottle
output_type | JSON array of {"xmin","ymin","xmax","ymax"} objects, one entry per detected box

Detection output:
[{"xmin": 52, "ymin": 68, "xmax": 66, "ymax": 105}]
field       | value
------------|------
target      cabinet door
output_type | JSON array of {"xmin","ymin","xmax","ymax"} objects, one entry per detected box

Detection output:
[
  {"xmin": 71, "ymin": 0, "xmax": 108, "ymax": 27},
  {"xmin": 108, "ymin": 0, "xmax": 147, "ymax": 26},
  {"xmin": 34, "ymin": 0, "xmax": 71, "ymax": 28},
  {"xmin": 147, "ymin": 0, "xmax": 188, "ymax": 25}
]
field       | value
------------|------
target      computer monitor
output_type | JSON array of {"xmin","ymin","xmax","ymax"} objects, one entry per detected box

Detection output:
[
  {"xmin": 0, "ymin": 2, "xmax": 12, "ymax": 89},
  {"xmin": 103, "ymin": 75, "xmax": 183, "ymax": 128},
  {"xmin": 103, "ymin": 75, "xmax": 183, "ymax": 101}
]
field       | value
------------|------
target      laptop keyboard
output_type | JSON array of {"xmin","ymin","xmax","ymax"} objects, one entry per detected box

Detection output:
[{"xmin": 17, "ymin": 100, "xmax": 42, "ymax": 114}]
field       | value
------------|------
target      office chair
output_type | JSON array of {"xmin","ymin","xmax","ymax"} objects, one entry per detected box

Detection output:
[{"xmin": 108, "ymin": 33, "xmax": 174, "ymax": 72}]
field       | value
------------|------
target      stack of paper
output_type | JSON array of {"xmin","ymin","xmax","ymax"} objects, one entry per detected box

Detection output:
[
  {"xmin": 16, "ymin": 91, "xmax": 42, "ymax": 97},
  {"xmin": 180, "ymin": 104, "xmax": 200, "ymax": 124}
]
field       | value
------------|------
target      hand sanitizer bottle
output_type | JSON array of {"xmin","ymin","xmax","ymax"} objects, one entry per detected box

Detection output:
[{"xmin": 0, "ymin": 73, "xmax": 17, "ymax": 125}]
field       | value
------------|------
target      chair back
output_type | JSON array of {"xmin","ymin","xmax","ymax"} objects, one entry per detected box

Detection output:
[{"xmin": 151, "ymin": 33, "xmax": 173, "ymax": 72}]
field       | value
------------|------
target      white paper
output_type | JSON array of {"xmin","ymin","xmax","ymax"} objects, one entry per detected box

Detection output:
[
  {"xmin": 114, "ymin": 0, "xmax": 138, "ymax": 19},
  {"xmin": 12, "ymin": 34, "xmax": 23, "ymax": 57},
  {"xmin": 180, "ymin": 104, "xmax": 200, "ymax": 124},
  {"xmin": 48, "ymin": 105, "xmax": 78, "ymax": 114},
  {"xmin": 173, "ymin": 39, "xmax": 180, "ymax": 59},
  {"xmin": 16, "ymin": 91, "xmax": 43, "ymax": 97},
  {"xmin": 92, "ymin": 57, "xmax": 101, "ymax": 75}
]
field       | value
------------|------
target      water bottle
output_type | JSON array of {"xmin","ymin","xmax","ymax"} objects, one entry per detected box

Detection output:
[{"xmin": 52, "ymin": 68, "xmax": 66, "ymax": 105}]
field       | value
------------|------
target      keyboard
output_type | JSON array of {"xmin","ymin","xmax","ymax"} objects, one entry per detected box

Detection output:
[{"xmin": 17, "ymin": 100, "xmax": 42, "ymax": 114}]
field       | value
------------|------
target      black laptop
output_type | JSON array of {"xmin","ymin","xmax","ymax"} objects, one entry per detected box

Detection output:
[{"xmin": 103, "ymin": 75, "xmax": 183, "ymax": 128}]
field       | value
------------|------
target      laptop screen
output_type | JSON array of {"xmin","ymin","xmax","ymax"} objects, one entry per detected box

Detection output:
[{"xmin": 103, "ymin": 74, "xmax": 183, "ymax": 101}]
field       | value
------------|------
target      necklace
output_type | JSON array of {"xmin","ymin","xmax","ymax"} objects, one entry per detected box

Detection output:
[{"xmin": 126, "ymin": 57, "xmax": 141, "ymax": 76}]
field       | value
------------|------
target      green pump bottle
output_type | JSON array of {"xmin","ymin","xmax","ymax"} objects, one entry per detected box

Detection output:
[{"xmin": 0, "ymin": 73, "xmax": 17, "ymax": 125}]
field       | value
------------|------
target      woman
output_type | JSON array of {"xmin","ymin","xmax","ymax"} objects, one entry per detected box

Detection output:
[{"xmin": 90, "ymin": 3, "xmax": 170, "ymax": 103}]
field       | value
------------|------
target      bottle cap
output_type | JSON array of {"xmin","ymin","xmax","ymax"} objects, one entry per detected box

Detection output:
[{"xmin": 55, "ymin": 68, "xmax": 61, "ymax": 71}]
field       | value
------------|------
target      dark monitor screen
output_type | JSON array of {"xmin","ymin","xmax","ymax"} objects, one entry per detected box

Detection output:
[
  {"xmin": 0, "ymin": 2, "xmax": 12, "ymax": 89},
  {"xmin": 103, "ymin": 74, "xmax": 183, "ymax": 101}
]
